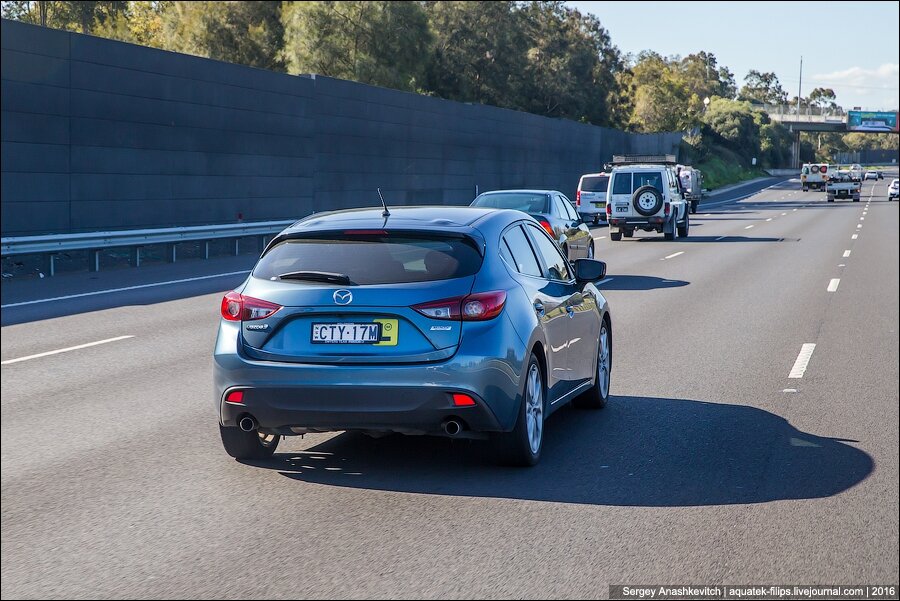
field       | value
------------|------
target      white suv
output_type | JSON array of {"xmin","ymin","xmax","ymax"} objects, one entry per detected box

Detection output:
[{"xmin": 605, "ymin": 155, "xmax": 689, "ymax": 241}]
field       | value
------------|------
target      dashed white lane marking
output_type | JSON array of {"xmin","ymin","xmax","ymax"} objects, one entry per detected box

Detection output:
[
  {"xmin": 0, "ymin": 270, "xmax": 252, "ymax": 308},
  {"xmin": 766, "ymin": 218, "xmax": 773, "ymax": 222},
  {"xmin": 782, "ymin": 212, "xmax": 788, "ymax": 216},
  {"xmin": 852, "ymin": 234, "xmax": 859, "ymax": 240},
  {"xmin": 827, "ymin": 278, "xmax": 840, "ymax": 292},
  {"xmin": 663, "ymin": 251, "xmax": 684, "ymax": 260},
  {"xmin": 838, "ymin": 264, "xmax": 846, "ymax": 267},
  {"xmin": 789, "ymin": 343, "xmax": 817, "ymax": 379},
  {"xmin": 793, "ymin": 208, "xmax": 798, "ymax": 211},
  {"xmin": 860, "ymin": 217, "xmax": 865, "ymax": 221},
  {"xmin": 843, "ymin": 250, "xmax": 851, "ymax": 258},
  {"xmin": 745, "ymin": 225, "xmax": 755, "ymax": 229},
  {"xmin": 1, "ymin": 336, "xmax": 135, "ymax": 365},
  {"xmin": 857, "ymin": 224, "xmax": 863, "ymax": 229},
  {"xmin": 704, "ymin": 213, "xmax": 712, "ymax": 217},
  {"xmin": 597, "ymin": 236, "xmax": 606, "ymax": 239}
]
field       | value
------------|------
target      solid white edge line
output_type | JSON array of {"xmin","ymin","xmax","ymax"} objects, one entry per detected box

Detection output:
[
  {"xmin": 827, "ymin": 278, "xmax": 840, "ymax": 292},
  {"xmin": 843, "ymin": 250, "xmax": 851, "ymax": 258},
  {"xmin": 663, "ymin": 251, "xmax": 684, "ymax": 260},
  {"xmin": 788, "ymin": 343, "xmax": 816, "ymax": 379},
  {"xmin": 1, "ymin": 335, "xmax": 135, "ymax": 365},
  {"xmin": 1, "ymin": 270, "xmax": 252, "ymax": 308}
]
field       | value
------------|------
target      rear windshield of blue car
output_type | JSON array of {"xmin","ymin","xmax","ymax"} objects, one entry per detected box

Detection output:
[
  {"xmin": 253, "ymin": 233, "xmax": 484, "ymax": 285},
  {"xmin": 472, "ymin": 192, "xmax": 550, "ymax": 214}
]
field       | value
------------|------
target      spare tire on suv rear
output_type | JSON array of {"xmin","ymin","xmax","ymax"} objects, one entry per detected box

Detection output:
[{"xmin": 632, "ymin": 185, "xmax": 663, "ymax": 216}]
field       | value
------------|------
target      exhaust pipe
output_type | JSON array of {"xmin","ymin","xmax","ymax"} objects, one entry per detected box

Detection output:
[
  {"xmin": 442, "ymin": 419, "xmax": 462, "ymax": 437},
  {"xmin": 239, "ymin": 416, "xmax": 258, "ymax": 432}
]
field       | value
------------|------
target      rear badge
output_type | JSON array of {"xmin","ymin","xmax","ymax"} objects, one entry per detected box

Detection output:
[
  {"xmin": 430, "ymin": 326, "xmax": 453, "ymax": 331},
  {"xmin": 246, "ymin": 324, "xmax": 269, "ymax": 331}
]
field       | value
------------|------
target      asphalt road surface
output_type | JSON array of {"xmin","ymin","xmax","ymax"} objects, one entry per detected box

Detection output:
[{"xmin": 2, "ymin": 175, "xmax": 898, "ymax": 598}]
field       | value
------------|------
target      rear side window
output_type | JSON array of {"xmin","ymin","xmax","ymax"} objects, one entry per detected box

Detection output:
[
  {"xmin": 472, "ymin": 193, "xmax": 549, "ymax": 214},
  {"xmin": 552, "ymin": 195, "xmax": 570, "ymax": 219},
  {"xmin": 254, "ymin": 234, "xmax": 483, "ymax": 285},
  {"xmin": 580, "ymin": 176, "xmax": 609, "ymax": 193},
  {"xmin": 636, "ymin": 172, "xmax": 664, "ymax": 192},
  {"xmin": 501, "ymin": 225, "xmax": 543, "ymax": 277},
  {"xmin": 525, "ymin": 224, "xmax": 571, "ymax": 281}
]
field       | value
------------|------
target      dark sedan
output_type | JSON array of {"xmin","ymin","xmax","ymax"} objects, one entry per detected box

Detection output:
[{"xmin": 470, "ymin": 190, "xmax": 595, "ymax": 261}]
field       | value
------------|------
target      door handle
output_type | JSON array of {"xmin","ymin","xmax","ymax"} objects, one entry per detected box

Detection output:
[{"xmin": 533, "ymin": 302, "xmax": 545, "ymax": 317}]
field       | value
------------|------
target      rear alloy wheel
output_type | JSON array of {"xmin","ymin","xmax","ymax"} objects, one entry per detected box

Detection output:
[
  {"xmin": 574, "ymin": 320, "xmax": 611, "ymax": 409},
  {"xmin": 496, "ymin": 354, "xmax": 544, "ymax": 466},
  {"xmin": 677, "ymin": 210, "xmax": 690, "ymax": 238},
  {"xmin": 220, "ymin": 424, "xmax": 279, "ymax": 460}
]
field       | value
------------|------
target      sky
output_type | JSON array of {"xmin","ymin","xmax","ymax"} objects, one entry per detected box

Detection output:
[{"xmin": 568, "ymin": 1, "xmax": 900, "ymax": 110}]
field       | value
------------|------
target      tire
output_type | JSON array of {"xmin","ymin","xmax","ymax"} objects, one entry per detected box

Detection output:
[
  {"xmin": 827, "ymin": 197, "xmax": 834, "ymax": 203},
  {"xmin": 610, "ymin": 231, "xmax": 622, "ymax": 241},
  {"xmin": 677, "ymin": 210, "xmax": 690, "ymax": 238},
  {"xmin": 623, "ymin": 229, "xmax": 634, "ymax": 238},
  {"xmin": 593, "ymin": 216, "xmax": 599, "ymax": 225},
  {"xmin": 803, "ymin": 187, "xmax": 808, "ymax": 192},
  {"xmin": 632, "ymin": 185, "xmax": 663, "ymax": 216},
  {"xmin": 495, "ymin": 354, "xmax": 545, "ymax": 466},
  {"xmin": 220, "ymin": 424, "xmax": 279, "ymax": 460},
  {"xmin": 690, "ymin": 199, "xmax": 699, "ymax": 214},
  {"xmin": 853, "ymin": 198, "xmax": 859, "ymax": 202},
  {"xmin": 586, "ymin": 241, "xmax": 595, "ymax": 259},
  {"xmin": 574, "ymin": 318, "xmax": 611, "ymax": 409}
]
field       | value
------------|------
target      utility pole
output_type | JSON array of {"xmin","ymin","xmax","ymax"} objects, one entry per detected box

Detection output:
[{"xmin": 797, "ymin": 56, "xmax": 803, "ymax": 113}]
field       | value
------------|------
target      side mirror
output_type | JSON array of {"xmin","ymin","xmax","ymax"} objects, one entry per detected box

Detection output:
[{"xmin": 574, "ymin": 258, "xmax": 606, "ymax": 283}]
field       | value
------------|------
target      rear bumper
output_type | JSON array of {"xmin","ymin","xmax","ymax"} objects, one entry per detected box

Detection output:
[
  {"xmin": 608, "ymin": 216, "xmax": 667, "ymax": 227},
  {"xmin": 219, "ymin": 385, "xmax": 503, "ymax": 436}
]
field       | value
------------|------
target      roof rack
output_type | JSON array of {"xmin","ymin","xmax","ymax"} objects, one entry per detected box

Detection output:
[{"xmin": 611, "ymin": 154, "xmax": 678, "ymax": 166}]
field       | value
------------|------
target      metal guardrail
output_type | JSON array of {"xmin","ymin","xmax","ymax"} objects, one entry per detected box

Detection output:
[{"xmin": 1, "ymin": 220, "xmax": 296, "ymax": 276}]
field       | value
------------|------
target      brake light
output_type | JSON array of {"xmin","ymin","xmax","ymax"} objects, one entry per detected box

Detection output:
[
  {"xmin": 606, "ymin": 203, "xmax": 612, "ymax": 216},
  {"xmin": 225, "ymin": 390, "xmax": 244, "ymax": 404},
  {"xmin": 664, "ymin": 202, "xmax": 670, "ymax": 216},
  {"xmin": 221, "ymin": 291, "xmax": 282, "ymax": 321},
  {"xmin": 538, "ymin": 219, "xmax": 555, "ymax": 238},
  {"xmin": 576, "ymin": 189, "xmax": 581, "ymax": 206},
  {"xmin": 412, "ymin": 291, "xmax": 506, "ymax": 321}
]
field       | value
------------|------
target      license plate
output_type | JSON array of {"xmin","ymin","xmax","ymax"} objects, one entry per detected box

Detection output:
[
  {"xmin": 312, "ymin": 322, "xmax": 381, "ymax": 344},
  {"xmin": 615, "ymin": 206, "xmax": 628, "ymax": 213},
  {"xmin": 592, "ymin": 202, "xmax": 605, "ymax": 208}
]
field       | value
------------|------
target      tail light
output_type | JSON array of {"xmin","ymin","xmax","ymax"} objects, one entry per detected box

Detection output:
[
  {"xmin": 664, "ymin": 202, "xmax": 670, "ymax": 216},
  {"xmin": 538, "ymin": 219, "xmax": 555, "ymax": 238},
  {"xmin": 412, "ymin": 291, "xmax": 507, "ymax": 321},
  {"xmin": 606, "ymin": 203, "xmax": 612, "ymax": 216},
  {"xmin": 576, "ymin": 189, "xmax": 581, "ymax": 206},
  {"xmin": 221, "ymin": 291, "xmax": 282, "ymax": 321}
]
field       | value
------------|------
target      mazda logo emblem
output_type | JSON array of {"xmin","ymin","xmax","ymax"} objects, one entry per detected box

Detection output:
[{"xmin": 333, "ymin": 289, "xmax": 353, "ymax": 305}]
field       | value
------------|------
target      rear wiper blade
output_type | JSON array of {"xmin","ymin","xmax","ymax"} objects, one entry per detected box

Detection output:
[{"xmin": 276, "ymin": 270, "xmax": 353, "ymax": 284}]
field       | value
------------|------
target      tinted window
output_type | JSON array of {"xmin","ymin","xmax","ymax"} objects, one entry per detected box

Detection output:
[
  {"xmin": 472, "ymin": 193, "xmax": 549, "ymax": 214},
  {"xmin": 611, "ymin": 173, "xmax": 632, "ymax": 195},
  {"xmin": 580, "ymin": 175, "xmax": 609, "ymax": 193},
  {"xmin": 552, "ymin": 195, "xmax": 570, "ymax": 219},
  {"xmin": 526, "ymin": 224, "xmax": 571, "ymax": 281},
  {"xmin": 502, "ymin": 225, "xmax": 543, "ymax": 277},
  {"xmin": 560, "ymin": 195, "xmax": 579, "ymax": 220},
  {"xmin": 635, "ymin": 172, "xmax": 664, "ymax": 192},
  {"xmin": 254, "ymin": 234, "xmax": 482, "ymax": 285}
]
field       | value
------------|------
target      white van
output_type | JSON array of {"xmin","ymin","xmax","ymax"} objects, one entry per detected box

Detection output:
[{"xmin": 576, "ymin": 172, "xmax": 610, "ymax": 224}]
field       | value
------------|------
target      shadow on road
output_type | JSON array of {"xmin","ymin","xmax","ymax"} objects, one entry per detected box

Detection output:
[
  {"xmin": 599, "ymin": 275, "xmax": 688, "ymax": 290},
  {"xmin": 261, "ymin": 396, "xmax": 873, "ymax": 507}
]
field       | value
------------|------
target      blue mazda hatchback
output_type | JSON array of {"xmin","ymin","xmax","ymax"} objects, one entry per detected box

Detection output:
[{"xmin": 214, "ymin": 206, "xmax": 612, "ymax": 466}]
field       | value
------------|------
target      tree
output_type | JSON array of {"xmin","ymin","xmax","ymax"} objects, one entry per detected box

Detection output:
[
  {"xmin": 738, "ymin": 70, "xmax": 787, "ymax": 105},
  {"xmin": 807, "ymin": 87, "xmax": 838, "ymax": 110},
  {"xmin": 281, "ymin": 1, "xmax": 432, "ymax": 91},
  {"xmin": 626, "ymin": 51, "xmax": 700, "ymax": 132},
  {"xmin": 161, "ymin": 1, "xmax": 284, "ymax": 71},
  {"xmin": 678, "ymin": 51, "xmax": 736, "ymax": 101},
  {"xmin": 702, "ymin": 97, "xmax": 761, "ymax": 161},
  {"xmin": 423, "ymin": 1, "xmax": 527, "ymax": 109},
  {"xmin": 1, "ymin": 0, "xmax": 125, "ymax": 32}
]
